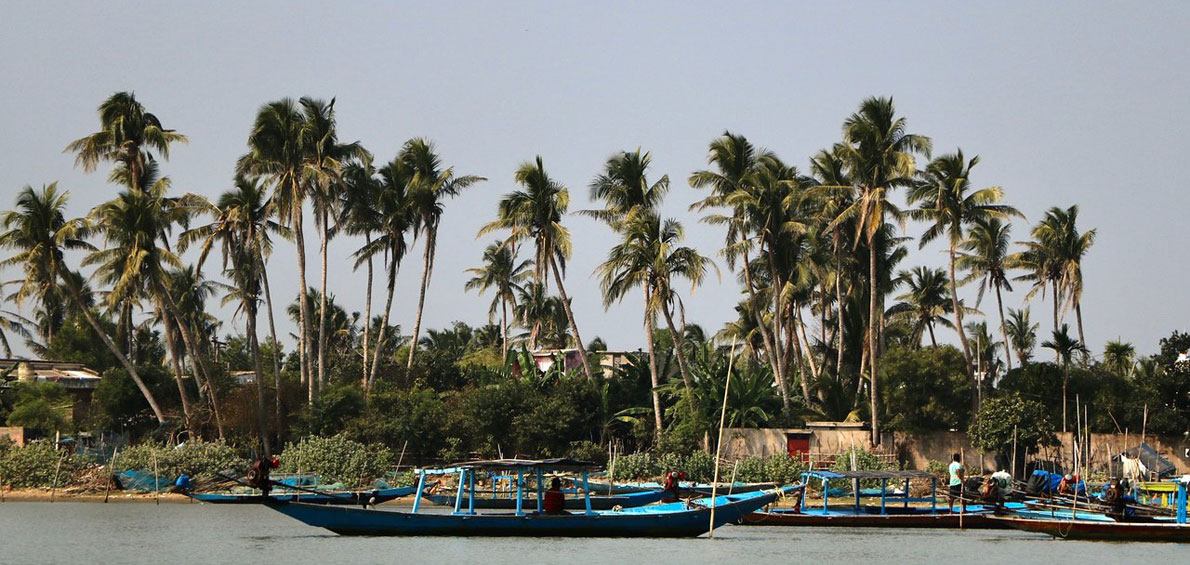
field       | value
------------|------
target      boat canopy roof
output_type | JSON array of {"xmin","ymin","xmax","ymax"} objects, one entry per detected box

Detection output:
[
  {"xmin": 418, "ymin": 458, "xmax": 599, "ymax": 475},
  {"xmin": 804, "ymin": 470, "xmax": 935, "ymax": 480}
]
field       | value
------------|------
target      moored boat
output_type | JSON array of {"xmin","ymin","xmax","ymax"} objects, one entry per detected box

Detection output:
[
  {"xmin": 189, "ymin": 485, "xmax": 419, "ymax": 505},
  {"xmin": 991, "ymin": 479, "xmax": 1189, "ymax": 542}
]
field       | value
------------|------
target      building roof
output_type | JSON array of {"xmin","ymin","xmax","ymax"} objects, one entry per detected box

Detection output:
[{"xmin": 0, "ymin": 358, "xmax": 102, "ymax": 390}]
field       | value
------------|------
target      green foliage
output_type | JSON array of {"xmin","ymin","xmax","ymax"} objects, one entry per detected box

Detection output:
[
  {"xmin": 91, "ymin": 365, "xmax": 173, "ymax": 435},
  {"xmin": 277, "ymin": 434, "xmax": 394, "ymax": 486},
  {"xmin": 0, "ymin": 442, "xmax": 75, "ymax": 488},
  {"xmin": 831, "ymin": 446, "xmax": 892, "ymax": 473},
  {"xmin": 348, "ymin": 385, "xmax": 444, "ymax": 459},
  {"xmin": 1157, "ymin": 331, "xmax": 1190, "ymax": 366},
  {"xmin": 565, "ymin": 441, "xmax": 607, "ymax": 466},
  {"xmin": 115, "ymin": 439, "xmax": 246, "ymax": 479},
  {"xmin": 5, "ymin": 382, "xmax": 71, "ymax": 438},
  {"xmin": 880, "ymin": 345, "xmax": 971, "ymax": 432},
  {"xmin": 43, "ymin": 316, "xmax": 120, "ymax": 373},
  {"xmin": 295, "ymin": 384, "xmax": 365, "ymax": 437},
  {"xmin": 969, "ymin": 393, "xmax": 1058, "ymax": 455}
]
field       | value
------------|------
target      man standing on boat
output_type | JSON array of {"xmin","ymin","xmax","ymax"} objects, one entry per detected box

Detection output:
[{"xmin": 947, "ymin": 453, "xmax": 965, "ymax": 512}]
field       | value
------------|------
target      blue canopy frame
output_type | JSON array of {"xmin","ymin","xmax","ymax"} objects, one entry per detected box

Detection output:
[
  {"xmin": 800, "ymin": 470, "xmax": 938, "ymax": 515},
  {"xmin": 411, "ymin": 458, "xmax": 600, "ymax": 517}
]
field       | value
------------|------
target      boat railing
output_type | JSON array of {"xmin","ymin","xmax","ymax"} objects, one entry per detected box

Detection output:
[{"xmin": 800, "ymin": 470, "xmax": 939, "ymax": 515}]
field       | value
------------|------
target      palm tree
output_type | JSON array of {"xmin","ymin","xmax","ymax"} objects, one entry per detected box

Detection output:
[
  {"xmin": 957, "ymin": 217, "xmax": 1017, "ymax": 370},
  {"xmin": 886, "ymin": 266, "xmax": 955, "ymax": 348},
  {"xmin": 1029, "ymin": 206, "xmax": 1097, "ymax": 355},
  {"xmin": 65, "ymin": 92, "xmax": 187, "ymax": 193},
  {"xmin": 908, "ymin": 150, "xmax": 1021, "ymax": 415},
  {"xmin": 835, "ymin": 97, "xmax": 932, "ymax": 445},
  {"xmin": 689, "ymin": 132, "xmax": 789, "ymax": 407},
  {"xmin": 597, "ymin": 213, "xmax": 713, "ymax": 433},
  {"xmin": 1004, "ymin": 307, "xmax": 1038, "ymax": 367},
  {"xmin": 180, "ymin": 176, "xmax": 287, "ymax": 452},
  {"xmin": 585, "ymin": 148, "xmax": 672, "ymax": 428},
  {"xmin": 85, "ymin": 171, "xmax": 226, "ymax": 436},
  {"xmin": 0, "ymin": 306, "xmax": 30, "ymax": 357},
  {"xmin": 465, "ymin": 241, "xmax": 532, "ymax": 362},
  {"xmin": 0, "ymin": 184, "xmax": 166, "ymax": 423},
  {"xmin": 401, "ymin": 139, "xmax": 485, "ymax": 370},
  {"xmin": 353, "ymin": 155, "xmax": 415, "ymax": 390},
  {"xmin": 1042, "ymin": 323, "xmax": 1086, "ymax": 432},
  {"xmin": 1102, "ymin": 340, "xmax": 1135, "ymax": 378},
  {"xmin": 480, "ymin": 156, "xmax": 595, "ymax": 381},
  {"xmin": 965, "ymin": 320, "xmax": 1003, "ymax": 397},
  {"xmin": 808, "ymin": 145, "xmax": 854, "ymax": 378},
  {"xmin": 341, "ymin": 157, "xmax": 381, "ymax": 386}
]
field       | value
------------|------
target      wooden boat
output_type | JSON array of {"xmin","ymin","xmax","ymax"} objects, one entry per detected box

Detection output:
[
  {"xmin": 992, "ymin": 479, "xmax": 1189, "ymax": 542},
  {"xmin": 189, "ymin": 485, "xmax": 419, "ymax": 505},
  {"xmin": 742, "ymin": 469, "xmax": 1013, "ymax": 529},
  {"xmin": 262, "ymin": 458, "xmax": 798, "ymax": 537},
  {"xmin": 578, "ymin": 478, "xmax": 777, "ymax": 496},
  {"xmin": 420, "ymin": 487, "xmax": 666, "ymax": 510}
]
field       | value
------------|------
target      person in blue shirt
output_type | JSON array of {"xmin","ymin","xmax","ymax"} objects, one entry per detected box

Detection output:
[{"xmin": 947, "ymin": 453, "xmax": 965, "ymax": 512}]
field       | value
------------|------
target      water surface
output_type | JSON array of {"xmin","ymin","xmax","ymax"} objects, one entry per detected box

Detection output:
[{"xmin": 0, "ymin": 502, "xmax": 1176, "ymax": 564}]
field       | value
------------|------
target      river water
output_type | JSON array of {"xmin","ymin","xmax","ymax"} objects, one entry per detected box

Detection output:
[{"xmin": 0, "ymin": 502, "xmax": 1180, "ymax": 564}]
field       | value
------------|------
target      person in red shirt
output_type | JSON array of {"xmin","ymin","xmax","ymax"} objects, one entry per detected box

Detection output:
[{"xmin": 543, "ymin": 477, "xmax": 568, "ymax": 514}]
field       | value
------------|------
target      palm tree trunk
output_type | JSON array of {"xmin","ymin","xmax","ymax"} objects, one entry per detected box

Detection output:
[
  {"xmin": 500, "ymin": 298, "xmax": 509, "ymax": 363},
  {"xmin": 644, "ymin": 289, "xmax": 663, "ymax": 441},
  {"xmin": 157, "ymin": 281, "xmax": 225, "ymax": 439},
  {"xmin": 1075, "ymin": 301, "xmax": 1087, "ymax": 362},
  {"xmin": 1051, "ymin": 279, "xmax": 1061, "ymax": 364},
  {"xmin": 548, "ymin": 254, "xmax": 594, "ymax": 381},
  {"xmin": 948, "ymin": 245, "xmax": 977, "ymax": 417},
  {"xmin": 742, "ymin": 247, "xmax": 790, "ymax": 412},
  {"xmin": 361, "ymin": 233, "xmax": 373, "ymax": 388},
  {"xmin": 834, "ymin": 233, "xmax": 845, "ymax": 378},
  {"xmin": 407, "ymin": 229, "xmax": 435, "ymax": 370},
  {"xmin": 317, "ymin": 210, "xmax": 329, "ymax": 393},
  {"xmin": 293, "ymin": 203, "xmax": 314, "ymax": 404},
  {"xmin": 928, "ymin": 323, "xmax": 938, "ymax": 348},
  {"xmin": 259, "ymin": 254, "xmax": 283, "ymax": 441},
  {"xmin": 63, "ymin": 279, "xmax": 164, "ymax": 423},
  {"xmin": 247, "ymin": 302, "xmax": 272, "ymax": 456},
  {"xmin": 1062, "ymin": 365, "xmax": 1069, "ymax": 433},
  {"xmin": 867, "ymin": 236, "xmax": 880, "ymax": 447},
  {"xmin": 765, "ymin": 249, "xmax": 789, "ymax": 397},
  {"xmin": 661, "ymin": 302, "xmax": 696, "ymax": 413},
  {"xmin": 159, "ymin": 309, "xmax": 194, "ymax": 434},
  {"xmin": 368, "ymin": 257, "xmax": 398, "ymax": 389},
  {"xmin": 995, "ymin": 284, "xmax": 1012, "ymax": 372}
]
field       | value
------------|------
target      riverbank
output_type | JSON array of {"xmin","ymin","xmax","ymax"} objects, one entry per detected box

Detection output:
[{"xmin": 0, "ymin": 487, "xmax": 191, "ymax": 503}]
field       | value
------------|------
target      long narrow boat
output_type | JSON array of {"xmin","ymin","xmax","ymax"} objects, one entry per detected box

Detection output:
[
  {"xmin": 190, "ymin": 485, "xmax": 419, "ymax": 505},
  {"xmin": 741, "ymin": 470, "xmax": 1008, "ymax": 528},
  {"xmin": 991, "ymin": 479, "xmax": 1189, "ymax": 542},
  {"xmin": 578, "ymin": 479, "xmax": 777, "ymax": 496},
  {"xmin": 419, "ymin": 487, "xmax": 666, "ymax": 510},
  {"xmin": 262, "ymin": 458, "xmax": 799, "ymax": 537}
]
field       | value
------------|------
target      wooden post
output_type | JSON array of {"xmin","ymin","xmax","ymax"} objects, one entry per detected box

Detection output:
[
  {"xmin": 103, "ymin": 447, "xmax": 119, "ymax": 503},
  {"xmin": 708, "ymin": 339, "xmax": 739, "ymax": 539},
  {"xmin": 50, "ymin": 452, "xmax": 64, "ymax": 503},
  {"xmin": 1012, "ymin": 426, "xmax": 1018, "ymax": 480},
  {"xmin": 1141, "ymin": 404, "xmax": 1148, "ymax": 446},
  {"xmin": 959, "ymin": 448, "xmax": 965, "ymax": 529},
  {"xmin": 608, "ymin": 444, "xmax": 616, "ymax": 496},
  {"xmin": 153, "ymin": 449, "xmax": 160, "ymax": 506}
]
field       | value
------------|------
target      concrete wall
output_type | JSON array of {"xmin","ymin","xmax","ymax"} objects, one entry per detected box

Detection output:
[
  {"xmin": 723, "ymin": 427, "xmax": 1190, "ymax": 475},
  {"xmin": 0, "ymin": 426, "xmax": 24, "ymax": 447}
]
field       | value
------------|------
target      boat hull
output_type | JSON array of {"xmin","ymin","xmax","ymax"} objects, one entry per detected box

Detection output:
[
  {"xmin": 740, "ymin": 509, "xmax": 1010, "ymax": 529},
  {"xmin": 265, "ymin": 489, "xmax": 784, "ymax": 537},
  {"xmin": 191, "ymin": 486, "xmax": 418, "ymax": 505},
  {"xmin": 420, "ymin": 488, "xmax": 666, "ymax": 510},
  {"xmin": 993, "ymin": 516, "xmax": 1190, "ymax": 542}
]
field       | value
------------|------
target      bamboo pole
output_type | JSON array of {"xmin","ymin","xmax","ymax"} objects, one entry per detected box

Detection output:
[
  {"xmin": 1012, "ymin": 426, "xmax": 1018, "ymax": 480},
  {"xmin": 103, "ymin": 446, "xmax": 119, "ymax": 503},
  {"xmin": 708, "ymin": 339, "xmax": 739, "ymax": 539},
  {"xmin": 1141, "ymin": 404, "xmax": 1148, "ymax": 446},
  {"xmin": 50, "ymin": 452, "xmax": 64, "ymax": 503},
  {"xmin": 153, "ymin": 449, "xmax": 160, "ymax": 506}
]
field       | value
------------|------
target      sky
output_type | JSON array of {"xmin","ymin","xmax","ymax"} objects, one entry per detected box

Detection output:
[{"xmin": 1, "ymin": 1, "xmax": 1188, "ymax": 360}]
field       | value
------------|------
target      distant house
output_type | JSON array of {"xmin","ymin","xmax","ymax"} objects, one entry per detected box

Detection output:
[
  {"xmin": 0, "ymin": 358, "xmax": 103, "ymax": 424},
  {"xmin": 527, "ymin": 349, "xmax": 637, "ymax": 378}
]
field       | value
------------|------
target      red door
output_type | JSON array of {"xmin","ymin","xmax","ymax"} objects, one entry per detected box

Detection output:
[{"xmin": 786, "ymin": 435, "xmax": 810, "ymax": 457}]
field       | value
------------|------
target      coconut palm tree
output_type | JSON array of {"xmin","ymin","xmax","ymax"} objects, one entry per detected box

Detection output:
[
  {"xmin": 908, "ymin": 150, "xmax": 1022, "ymax": 414},
  {"xmin": 85, "ymin": 171, "xmax": 226, "ymax": 436},
  {"xmin": 957, "ymin": 217, "xmax": 1017, "ymax": 370},
  {"xmin": 65, "ymin": 92, "xmax": 187, "ymax": 193},
  {"xmin": 835, "ymin": 97, "xmax": 931, "ymax": 445},
  {"xmin": 965, "ymin": 320, "xmax": 1003, "ymax": 398},
  {"xmin": 0, "ymin": 302, "xmax": 31, "ymax": 358},
  {"xmin": 690, "ymin": 132, "xmax": 789, "ymax": 406},
  {"xmin": 808, "ymin": 145, "xmax": 854, "ymax": 378},
  {"xmin": 1042, "ymin": 323, "xmax": 1086, "ymax": 432},
  {"xmin": 401, "ymin": 139, "xmax": 485, "ymax": 370},
  {"xmin": 597, "ymin": 213, "xmax": 713, "ymax": 433},
  {"xmin": 465, "ymin": 241, "xmax": 532, "ymax": 362},
  {"xmin": 886, "ymin": 266, "xmax": 955, "ymax": 348},
  {"xmin": 0, "ymin": 184, "xmax": 166, "ymax": 424},
  {"xmin": 340, "ymin": 156, "xmax": 381, "ymax": 386},
  {"xmin": 1004, "ymin": 307, "xmax": 1038, "ymax": 367},
  {"xmin": 353, "ymin": 155, "xmax": 415, "ymax": 390},
  {"xmin": 1029, "ymin": 206, "xmax": 1097, "ymax": 355},
  {"xmin": 1102, "ymin": 340, "xmax": 1136, "ymax": 378},
  {"xmin": 480, "ymin": 156, "xmax": 595, "ymax": 381}
]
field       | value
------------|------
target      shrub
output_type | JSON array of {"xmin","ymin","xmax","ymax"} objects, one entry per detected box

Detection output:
[
  {"xmin": 278, "ymin": 434, "xmax": 393, "ymax": 486},
  {"xmin": 610, "ymin": 453, "xmax": 657, "ymax": 480},
  {"xmin": 115, "ymin": 439, "xmax": 247, "ymax": 480},
  {"xmin": 566, "ymin": 441, "xmax": 607, "ymax": 466},
  {"xmin": 0, "ymin": 442, "xmax": 75, "ymax": 488}
]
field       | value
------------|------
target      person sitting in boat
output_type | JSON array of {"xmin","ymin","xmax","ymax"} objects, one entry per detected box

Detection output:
[
  {"xmin": 543, "ymin": 477, "xmax": 568, "ymax": 515},
  {"xmin": 662, "ymin": 471, "xmax": 687, "ymax": 503},
  {"xmin": 947, "ymin": 453, "xmax": 965, "ymax": 512}
]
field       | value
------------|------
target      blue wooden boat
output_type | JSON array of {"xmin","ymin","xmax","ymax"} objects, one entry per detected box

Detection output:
[
  {"xmin": 992, "ymin": 479, "xmax": 1190, "ymax": 542},
  {"xmin": 420, "ymin": 487, "xmax": 666, "ymax": 510},
  {"xmin": 578, "ymin": 478, "xmax": 777, "ymax": 496},
  {"xmin": 189, "ymin": 485, "xmax": 419, "ymax": 505},
  {"xmin": 262, "ymin": 458, "xmax": 799, "ymax": 537}
]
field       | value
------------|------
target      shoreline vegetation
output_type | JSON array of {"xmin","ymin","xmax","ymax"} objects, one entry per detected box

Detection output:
[{"xmin": 1, "ymin": 91, "xmax": 1187, "ymax": 492}]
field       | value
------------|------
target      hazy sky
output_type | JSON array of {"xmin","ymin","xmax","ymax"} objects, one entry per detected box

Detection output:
[{"xmin": 2, "ymin": 2, "xmax": 1188, "ymax": 360}]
